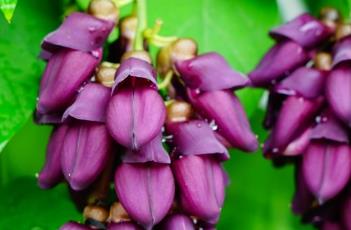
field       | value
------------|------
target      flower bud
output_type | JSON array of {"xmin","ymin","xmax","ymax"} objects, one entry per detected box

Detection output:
[
  {"xmin": 121, "ymin": 50, "xmax": 152, "ymax": 63},
  {"xmin": 313, "ymin": 52, "xmax": 332, "ymax": 71},
  {"xmin": 88, "ymin": 0, "xmax": 119, "ymax": 23},
  {"xmin": 319, "ymin": 7, "xmax": 341, "ymax": 23},
  {"xmin": 38, "ymin": 125, "xmax": 68, "ymax": 189},
  {"xmin": 157, "ymin": 214, "xmax": 195, "ymax": 230},
  {"xmin": 166, "ymin": 101, "xmax": 193, "ymax": 123},
  {"xmin": 303, "ymin": 142, "xmax": 351, "ymax": 203},
  {"xmin": 335, "ymin": 23, "xmax": 351, "ymax": 41},
  {"xmin": 108, "ymin": 202, "xmax": 130, "ymax": 223},
  {"xmin": 96, "ymin": 62, "xmax": 118, "ymax": 87},
  {"xmin": 108, "ymin": 222, "xmax": 142, "ymax": 230},
  {"xmin": 172, "ymin": 155, "xmax": 226, "ymax": 223},
  {"xmin": 83, "ymin": 205, "xmax": 109, "ymax": 222},
  {"xmin": 62, "ymin": 121, "xmax": 113, "ymax": 191},
  {"xmin": 114, "ymin": 163, "xmax": 175, "ymax": 229}
]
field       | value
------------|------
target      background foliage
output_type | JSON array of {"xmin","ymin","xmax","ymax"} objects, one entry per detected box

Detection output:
[{"xmin": 0, "ymin": 0, "xmax": 348, "ymax": 229}]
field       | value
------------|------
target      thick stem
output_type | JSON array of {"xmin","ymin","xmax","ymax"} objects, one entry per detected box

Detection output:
[{"xmin": 133, "ymin": 0, "xmax": 147, "ymax": 51}]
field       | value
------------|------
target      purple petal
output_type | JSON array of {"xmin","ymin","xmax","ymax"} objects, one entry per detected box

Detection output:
[
  {"xmin": 42, "ymin": 12, "xmax": 114, "ymax": 53},
  {"xmin": 267, "ymin": 96, "xmax": 323, "ymax": 152},
  {"xmin": 292, "ymin": 167, "xmax": 315, "ymax": 214},
  {"xmin": 37, "ymin": 48, "xmax": 101, "ymax": 113},
  {"xmin": 263, "ymin": 92, "xmax": 286, "ymax": 129},
  {"xmin": 188, "ymin": 89, "xmax": 258, "ymax": 152},
  {"xmin": 166, "ymin": 120, "xmax": 229, "ymax": 160},
  {"xmin": 326, "ymin": 66, "xmax": 351, "ymax": 127},
  {"xmin": 270, "ymin": 13, "xmax": 331, "ymax": 48},
  {"xmin": 114, "ymin": 163, "xmax": 175, "ymax": 229},
  {"xmin": 35, "ymin": 110, "xmax": 63, "ymax": 124},
  {"xmin": 172, "ymin": 155, "xmax": 226, "ymax": 223},
  {"xmin": 175, "ymin": 52, "xmax": 249, "ymax": 91},
  {"xmin": 157, "ymin": 214, "xmax": 195, "ymax": 230},
  {"xmin": 274, "ymin": 67, "xmax": 327, "ymax": 99},
  {"xmin": 332, "ymin": 37, "xmax": 351, "ymax": 67},
  {"xmin": 63, "ymin": 83, "xmax": 111, "ymax": 123},
  {"xmin": 123, "ymin": 133, "xmax": 170, "ymax": 164},
  {"xmin": 113, "ymin": 58, "xmax": 157, "ymax": 92},
  {"xmin": 38, "ymin": 125, "xmax": 68, "ymax": 189},
  {"xmin": 62, "ymin": 122, "xmax": 112, "ymax": 190},
  {"xmin": 107, "ymin": 85, "xmax": 166, "ymax": 150},
  {"xmin": 311, "ymin": 110, "xmax": 349, "ymax": 143},
  {"xmin": 107, "ymin": 222, "xmax": 142, "ymax": 230},
  {"xmin": 303, "ymin": 142, "xmax": 351, "ymax": 202},
  {"xmin": 343, "ymin": 195, "xmax": 351, "ymax": 229},
  {"xmin": 249, "ymin": 40, "xmax": 309, "ymax": 86},
  {"xmin": 283, "ymin": 126, "xmax": 312, "ymax": 156},
  {"xmin": 59, "ymin": 221, "xmax": 91, "ymax": 230}
]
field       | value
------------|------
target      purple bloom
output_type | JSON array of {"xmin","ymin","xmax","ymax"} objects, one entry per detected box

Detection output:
[
  {"xmin": 62, "ymin": 121, "xmax": 113, "ymax": 191},
  {"xmin": 326, "ymin": 66, "xmax": 351, "ymax": 127},
  {"xmin": 107, "ymin": 222, "xmax": 142, "ymax": 230},
  {"xmin": 188, "ymin": 89, "xmax": 258, "ymax": 152},
  {"xmin": 332, "ymin": 37, "xmax": 351, "ymax": 67},
  {"xmin": 59, "ymin": 221, "xmax": 91, "ymax": 230},
  {"xmin": 302, "ymin": 142, "xmax": 351, "ymax": 203},
  {"xmin": 123, "ymin": 133, "xmax": 170, "ymax": 164},
  {"xmin": 38, "ymin": 124, "xmax": 68, "ymax": 189},
  {"xmin": 172, "ymin": 155, "xmax": 226, "ymax": 223},
  {"xmin": 283, "ymin": 126, "xmax": 312, "ymax": 156},
  {"xmin": 37, "ymin": 48, "xmax": 102, "ymax": 115},
  {"xmin": 175, "ymin": 52, "xmax": 249, "ymax": 91},
  {"xmin": 114, "ymin": 163, "xmax": 175, "ymax": 229},
  {"xmin": 63, "ymin": 83, "xmax": 111, "ymax": 123},
  {"xmin": 166, "ymin": 120, "xmax": 229, "ymax": 160},
  {"xmin": 42, "ymin": 12, "xmax": 114, "ymax": 54},
  {"xmin": 107, "ymin": 58, "xmax": 166, "ymax": 150},
  {"xmin": 157, "ymin": 214, "xmax": 195, "ymax": 230},
  {"xmin": 269, "ymin": 13, "xmax": 332, "ymax": 49},
  {"xmin": 249, "ymin": 40, "xmax": 309, "ymax": 86}
]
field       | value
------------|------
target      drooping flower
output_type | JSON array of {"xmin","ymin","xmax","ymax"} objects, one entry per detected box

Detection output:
[{"xmin": 157, "ymin": 214, "xmax": 195, "ymax": 230}]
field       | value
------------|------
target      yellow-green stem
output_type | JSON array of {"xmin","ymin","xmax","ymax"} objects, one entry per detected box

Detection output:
[{"xmin": 133, "ymin": 0, "xmax": 147, "ymax": 51}]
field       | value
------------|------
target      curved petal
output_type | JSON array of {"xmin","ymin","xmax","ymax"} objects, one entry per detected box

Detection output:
[
  {"xmin": 113, "ymin": 58, "xmax": 157, "ymax": 93},
  {"xmin": 249, "ymin": 40, "xmax": 309, "ymax": 86},
  {"xmin": 274, "ymin": 67, "xmax": 326, "ymax": 99},
  {"xmin": 326, "ymin": 66, "xmax": 351, "ymax": 127},
  {"xmin": 38, "ymin": 125, "xmax": 68, "ymax": 189},
  {"xmin": 107, "ymin": 86, "xmax": 166, "ymax": 150},
  {"xmin": 62, "ymin": 122, "xmax": 112, "ymax": 191},
  {"xmin": 158, "ymin": 214, "xmax": 195, "ymax": 230},
  {"xmin": 35, "ymin": 110, "xmax": 63, "ymax": 124},
  {"xmin": 123, "ymin": 133, "xmax": 170, "ymax": 164},
  {"xmin": 270, "ymin": 13, "xmax": 331, "ymax": 48},
  {"xmin": 175, "ymin": 52, "xmax": 249, "ymax": 91},
  {"xmin": 42, "ymin": 12, "xmax": 114, "ymax": 53},
  {"xmin": 188, "ymin": 89, "xmax": 258, "ymax": 152},
  {"xmin": 303, "ymin": 142, "xmax": 351, "ymax": 203},
  {"xmin": 172, "ymin": 155, "xmax": 226, "ymax": 223},
  {"xmin": 267, "ymin": 96, "xmax": 323, "ymax": 152},
  {"xmin": 332, "ymin": 37, "xmax": 351, "ymax": 67},
  {"xmin": 63, "ymin": 83, "xmax": 111, "ymax": 122},
  {"xmin": 283, "ymin": 126, "xmax": 312, "ymax": 156},
  {"xmin": 37, "ymin": 48, "xmax": 101, "ymax": 113},
  {"xmin": 311, "ymin": 110, "xmax": 349, "ymax": 143},
  {"xmin": 114, "ymin": 163, "xmax": 175, "ymax": 229},
  {"xmin": 107, "ymin": 222, "xmax": 142, "ymax": 230},
  {"xmin": 166, "ymin": 120, "xmax": 229, "ymax": 160}
]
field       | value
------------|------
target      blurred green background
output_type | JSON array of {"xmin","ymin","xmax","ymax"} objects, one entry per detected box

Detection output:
[{"xmin": 0, "ymin": 0, "xmax": 348, "ymax": 229}]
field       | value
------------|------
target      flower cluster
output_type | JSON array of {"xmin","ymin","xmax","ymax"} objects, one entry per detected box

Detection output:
[
  {"xmin": 250, "ymin": 8, "xmax": 351, "ymax": 229},
  {"xmin": 35, "ymin": 0, "xmax": 257, "ymax": 229}
]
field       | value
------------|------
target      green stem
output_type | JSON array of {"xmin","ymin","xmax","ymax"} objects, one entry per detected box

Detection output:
[{"xmin": 133, "ymin": 0, "xmax": 147, "ymax": 51}]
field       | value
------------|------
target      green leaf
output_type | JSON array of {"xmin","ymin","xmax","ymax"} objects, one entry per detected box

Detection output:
[
  {"xmin": 0, "ymin": 0, "xmax": 59, "ymax": 152},
  {"xmin": 0, "ymin": 0, "xmax": 17, "ymax": 23}
]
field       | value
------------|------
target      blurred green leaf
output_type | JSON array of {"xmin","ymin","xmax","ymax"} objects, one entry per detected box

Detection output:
[
  {"xmin": 0, "ymin": 0, "xmax": 17, "ymax": 23},
  {"xmin": 0, "ymin": 0, "xmax": 59, "ymax": 152}
]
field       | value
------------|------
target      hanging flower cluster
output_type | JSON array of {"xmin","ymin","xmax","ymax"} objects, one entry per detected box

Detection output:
[
  {"xmin": 250, "ymin": 7, "xmax": 351, "ymax": 229},
  {"xmin": 35, "ymin": 0, "xmax": 258, "ymax": 229}
]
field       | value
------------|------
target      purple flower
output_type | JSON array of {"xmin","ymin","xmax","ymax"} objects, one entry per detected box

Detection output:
[
  {"xmin": 302, "ymin": 142, "xmax": 351, "ymax": 203},
  {"xmin": 343, "ymin": 194, "xmax": 351, "ymax": 229},
  {"xmin": 332, "ymin": 36, "xmax": 351, "ymax": 67},
  {"xmin": 107, "ymin": 222, "xmax": 142, "ymax": 230},
  {"xmin": 157, "ymin": 214, "xmax": 195, "ymax": 230},
  {"xmin": 172, "ymin": 155, "xmax": 226, "ymax": 223},
  {"xmin": 114, "ymin": 163, "xmax": 175, "ymax": 229},
  {"xmin": 37, "ymin": 48, "xmax": 102, "ymax": 115},
  {"xmin": 187, "ymin": 89, "xmax": 258, "ymax": 152},
  {"xmin": 107, "ymin": 58, "xmax": 166, "ymax": 150},
  {"xmin": 38, "ymin": 124, "xmax": 68, "ymax": 189},
  {"xmin": 166, "ymin": 120, "xmax": 229, "ymax": 160},
  {"xmin": 326, "ymin": 66, "xmax": 351, "ymax": 127},
  {"xmin": 61, "ymin": 121, "xmax": 113, "ymax": 191},
  {"xmin": 41, "ymin": 12, "xmax": 114, "ymax": 54},
  {"xmin": 59, "ymin": 221, "xmax": 91, "ymax": 230}
]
